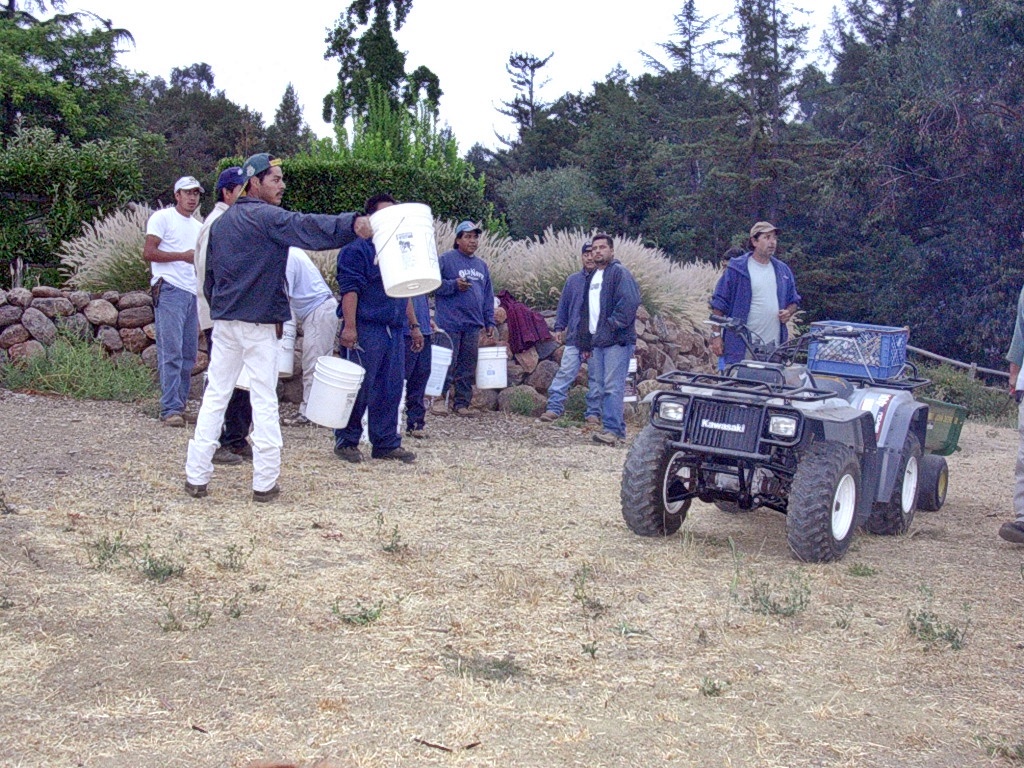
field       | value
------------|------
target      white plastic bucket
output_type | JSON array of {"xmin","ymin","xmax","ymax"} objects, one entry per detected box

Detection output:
[
  {"xmin": 475, "ymin": 346, "xmax": 508, "ymax": 389},
  {"xmin": 360, "ymin": 386, "xmax": 405, "ymax": 443},
  {"xmin": 624, "ymin": 357, "xmax": 639, "ymax": 403},
  {"xmin": 277, "ymin": 318, "xmax": 296, "ymax": 378},
  {"xmin": 425, "ymin": 344, "xmax": 453, "ymax": 397},
  {"xmin": 306, "ymin": 356, "xmax": 365, "ymax": 428},
  {"xmin": 370, "ymin": 202, "xmax": 441, "ymax": 298}
]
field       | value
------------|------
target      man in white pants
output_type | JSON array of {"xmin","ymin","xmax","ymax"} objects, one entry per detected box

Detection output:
[
  {"xmin": 184, "ymin": 153, "xmax": 370, "ymax": 502},
  {"xmin": 283, "ymin": 247, "xmax": 339, "ymax": 425}
]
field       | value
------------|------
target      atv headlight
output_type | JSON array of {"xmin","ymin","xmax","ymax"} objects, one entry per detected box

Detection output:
[
  {"xmin": 658, "ymin": 401, "xmax": 686, "ymax": 422},
  {"xmin": 768, "ymin": 415, "xmax": 798, "ymax": 438}
]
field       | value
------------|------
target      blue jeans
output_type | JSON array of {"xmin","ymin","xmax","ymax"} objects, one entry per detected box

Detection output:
[
  {"xmin": 586, "ymin": 343, "xmax": 634, "ymax": 438},
  {"xmin": 334, "ymin": 323, "xmax": 405, "ymax": 454},
  {"xmin": 154, "ymin": 282, "xmax": 198, "ymax": 419},
  {"xmin": 442, "ymin": 328, "xmax": 480, "ymax": 410},
  {"xmin": 404, "ymin": 334, "xmax": 431, "ymax": 430},
  {"xmin": 546, "ymin": 345, "xmax": 597, "ymax": 417}
]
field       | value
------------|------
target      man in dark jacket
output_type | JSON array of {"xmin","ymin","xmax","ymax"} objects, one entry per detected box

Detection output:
[
  {"xmin": 538, "ymin": 241, "xmax": 598, "ymax": 423},
  {"xmin": 578, "ymin": 234, "xmax": 641, "ymax": 444},
  {"xmin": 184, "ymin": 153, "xmax": 371, "ymax": 502},
  {"xmin": 709, "ymin": 221, "xmax": 800, "ymax": 364},
  {"xmin": 333, "ymin": 193, "xmax": 417, "ymax": 464}
]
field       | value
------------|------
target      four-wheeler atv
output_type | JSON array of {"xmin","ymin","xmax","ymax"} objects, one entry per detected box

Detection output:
[{"xmin": 620, "ymin": 319, "xmax": 958, "ymax": 563}]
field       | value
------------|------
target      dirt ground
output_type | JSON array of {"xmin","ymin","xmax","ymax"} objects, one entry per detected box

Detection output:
[{"xmin": 1, "ymin": 388, "xmax": 1023, "ymax": 768}]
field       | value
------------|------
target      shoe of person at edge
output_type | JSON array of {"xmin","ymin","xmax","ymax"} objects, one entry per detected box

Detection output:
[
  {"xmin": 252, "ymin": 484, "xmax": 281, "ymax": 503},
  {"xmin": 584, "ymin": 415, "xmax": 601, "ymax": 427},
  {"xmin": 592, "ymin": 431, "xmax": 621, "ymax": 446},
  {"xmin": 373, "ymin": 446, "xmax": 416, "ymax": 463},
  {"xmin": 334, "ymin": 445, "xmax": 363, "ymax": 463},
  {"xmin": 537, "ymin": 410, "xmax": 560, "ymax": 423},
  {"xmin": 429, "ymin": 399, "xmax": 449, "ymax": 417},
  {"xmin": 184, "ymin": 481, "xmax": 208, "ymax": 498},
  {"xmin": 406, "ymin": 427, "xmax": 428, "ymax": 439},
  {"xmin": 227, "ymin": 442, "xmax": 253, "ymax": 460},
  {"xmin": 212, "ymin": 446, "xmax": 244, "ymax": 465},
  {"xmin": 162, "ymin": 413, "xmax": 186, "ymax": 428},
  {"xmin": 282, "ymin": 413, "xmax": 311, "ymax": 427},
  {"xmin": 452, "ymin": 406, "xmax": 476, "ymax": 417},
  {"xmin": 999, "ymin": 520, "xmax": 1024, "ymax": 544}
]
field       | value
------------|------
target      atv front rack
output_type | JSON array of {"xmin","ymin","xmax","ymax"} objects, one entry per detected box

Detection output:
[{"xmin": 657, "ymin": 370, "xmax": 837, "ymax": 403}]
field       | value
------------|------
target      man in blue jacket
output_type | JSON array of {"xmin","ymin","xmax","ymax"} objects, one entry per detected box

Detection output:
[
  {"xmin": 434, "ymin": 221, "xmax": 496, "ymax": 416},
  {"xmin": 709, "ymin": 221, "xmax": 801, "ymax": 364},
  {"xmin": 333, "ymin": 193, "xmax": 416, "ymax": 464},
  {"xmin": 578, "ymin": 234, "xmax": 641, "ymax": 444},
  {"xmin": 184, "ymin": 153, "xmax": 371, "ymax": 502},
  {"xmin": 538, "ymin": 241, "xmax": 598, "ymax": 423}
]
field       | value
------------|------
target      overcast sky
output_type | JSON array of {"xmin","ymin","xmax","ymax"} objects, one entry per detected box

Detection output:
[{"xmin": 69, "ymin": 1, "xmax": 835, "ymax": 152}]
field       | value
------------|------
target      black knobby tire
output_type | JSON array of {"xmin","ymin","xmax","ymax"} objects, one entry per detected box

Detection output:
[
  {"xmin": 620, "ymin": 424, "xmax": 691, "ymax": 537},
  {"xmin": 864, "ymin": 432, "xmax": 921, "ymax": 535},
  {"xmin": 787, "ymin": 440, "xmax": 861, "ymax": 563},
  {"xmin": 916, "ymin": 453, "xmax": 948, "ymax": 512}
]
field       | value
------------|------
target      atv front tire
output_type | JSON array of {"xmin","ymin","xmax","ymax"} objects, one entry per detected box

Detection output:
[
  {"xmin": 787, "ymin": 440, "xmax": 860, "ymax": 562},
  {"xmin": 621, "ymin": 424, "xmax": 691, "ymax": 536}
]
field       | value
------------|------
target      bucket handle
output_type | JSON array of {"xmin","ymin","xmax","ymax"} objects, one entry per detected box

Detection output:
[
  {"xmin": 371, "ymin": 216, "xmax": 407, "ymax": 265},
  {"xmin": 341, "ymin": 345, "xmax": 365, "ymax": 369},
  {"xmin": 432, "ymin": 328, "xmax": 453, "ymax": 351}
]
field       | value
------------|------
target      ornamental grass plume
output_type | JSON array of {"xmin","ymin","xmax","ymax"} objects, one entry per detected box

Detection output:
[{"xmin": 58, "ymin": 203, "xmax": 155, "ymax": 293}]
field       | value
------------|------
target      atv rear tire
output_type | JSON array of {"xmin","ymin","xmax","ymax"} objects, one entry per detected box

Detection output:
[
  {"xmin": 916, "ymin": 453, "xmax": 948, "ymax": 512},
  {"xmin": 787, "ymin": 441, "xmax": 860, "ymax": 563},
  {"xmin": 864, "ymin": 433, "xmax": 921, "ymax": 535},
  {"xmin": 621, "ymin": 424, "xmax": 690, "ymax": 536}
]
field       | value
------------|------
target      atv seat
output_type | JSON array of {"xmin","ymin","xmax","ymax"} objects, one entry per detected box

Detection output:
[
  {"xmin": 811, "ymin": 374, "xmax": 856, "ymax": 401},
  {"xmin": 728, "ymin": 361, "xmax": 786, "ymax": 386}
]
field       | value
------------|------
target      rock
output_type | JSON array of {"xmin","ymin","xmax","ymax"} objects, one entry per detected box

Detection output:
[
  {"xmin": 30, "ymin": 297, "xmax": 75, "ymax": 319},
  {"xmin": 640, "ymin": 332, "xmax": 660, "ymax": 343},
  {"xmin": 534, "ymin": 338, "xmax": 558, "ymax": 361},
  {"xmin": 6, "ymin": 288, "xmax": 32, "ymax": 307},
  {"xmin": 8, "ymin": 339, "xmax": 45, "ymax": 361},
  {"xmin": 0, "ymin": 289, "xmax": 6, "ymax": 306},
  {"xmin": 0, "ymin": 304, "xmax": 23, "ymax": 328},
  {"xmin": 469, "ymin": 387, "xmax": 499, "ymax": 411},
  {"xmin": 575, "ymin": 363, "xmax": 589, "ymax": 387},
  {"xmin": 494, "ymin": 323, "xmax": 510, "ymax": 346},
  {"xmin": 526, "ymin": 359, "xmax": 560, "ymax": 394},
  {"xmin": 505, "ymin": 362, "xmax": 526, "ymax": 385},
  {"xmin": 57, "ymin": 313, "xmax": 93, "ymax": 342},
  {"xmin": 96, "ymin": 325, "xmax": 123, "ymax": 353},
  {"xmin": 141, "ymin": 343, "xmax": 159, "ymax": 369},
  {"xmin": 550, "ymin": 345, "xmax": 564, "ymax": 365},
  {"xmin": 638, "ymin": 379, "xmax": 672, "ymax": 399},
  {"xmin": 189, "ymin": 372, "xmax": 207, "ymax": 401},
  {"xmin": 634, "ymin": 338, "xmax": 648, "ymax": 353},
  {"xmin": 68, "ymin": 290, "xmax": 92, "ymax": 310},
  {"xmin": 119, "ymin": 327, "xmax": 150, "ymax": 354},
  {"xmin": 637, "ymin": 305, "xmax": 650, "ymax": 322},
  {"xmin": 191, "ymin": 350, "xmax": 209, "ymax": 375},
  {"xmin": 117, "ymin": 291, "xmax": 153, "ymax": 310},
  {"xmin": 0, "ymin": 323, "xmax": 30, "ymax": 349},
  {"xmin": 30, "ymin": 286, "xmax": 61, "ymax": 298},
  {"xmin": 83, "ymin": 299, "xmax": 118, "ymax": 327},
  {"xmin": 278, "ymin": 374, "xmax": 303, "ymax": 404},
  {"xmin": 493, "ymin": 306, "xmax": 507, "ymax": 324},
  {"xmin": 514, "ymin": 345, "xmax": 539, "ymax": 374},
  {"xmin": 497, "ymin": 384, "xmax": 547, "ymax": 417},
  {"xmin": 20, "ymin": 306, "xmax": 57, "ymax": 345},
  {"xmin": 118, "ymin": 305, "xmax": 155, "ymax": 329},
  {"xmin": 144, "ymin": 322, "xmax": 156, "ymax": 341},
  {"xmin": 100, "ymin": 290, "xmax": 121, "ymax": 304},
  {"xmin": 635, "ymin": 318, "xmax": 647, "ymax": 336}
]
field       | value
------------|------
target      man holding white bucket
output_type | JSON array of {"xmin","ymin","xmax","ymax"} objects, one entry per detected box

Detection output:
[
  {"xmin": 332, "ymin": 193, "xmax": 417, "ymax": 464},
  {"xmin": 434, "ymin": 221, "xmax": 496, "ymax": 416},
  {"xmin": 184, "ymin": 153, "xmax": 372, "ymax": 502}
]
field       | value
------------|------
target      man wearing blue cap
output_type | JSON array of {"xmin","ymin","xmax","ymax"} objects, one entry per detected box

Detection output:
[
  {"xmin": 194, "ymin": 166, "xmax": 251, "ymax": 465},
  {"xmin": 538, "ymin": 240, "xmax": 599, "ymax": 423},
  {"xmin": 434, "ymin": 221, "xmax": 496, "ymax": 416},
  {"xmin": 185, "ymin": 153, "xmax": 372, "ymax": 502}
]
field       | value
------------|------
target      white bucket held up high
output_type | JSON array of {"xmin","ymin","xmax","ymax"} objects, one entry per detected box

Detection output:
[
  {"xmin": 425, "ymin": 344, "xmax": 453, "ymax": 397},
  {"xmin": 306, "ymin": 356, "xmax": 365, "ymax": 429},
  {"xmin": 370, "ymin": 202, "xmax": 441, "ymax": 298},
  {"xmin": 475, "ymin": 346, "xmax": 508, "ymax": 389},
  {"xmin": 278, "ymin": 317, "xmax": 297, "ymax": 378}
]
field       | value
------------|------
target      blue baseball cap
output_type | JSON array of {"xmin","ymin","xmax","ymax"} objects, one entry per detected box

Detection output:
[
  {"xmin": 582, "ymin": 240, "xmax": 593, "ymax": 253},
  {"xmin": 455, "ymin": 220, "xmax": 483, "ymax": 237},
  {"xmin": 215, "ymin": 166, "xmax": 244, "ymax": 193}
]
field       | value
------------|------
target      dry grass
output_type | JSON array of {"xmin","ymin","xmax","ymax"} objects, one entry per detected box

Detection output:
[
  {"xmin": 58, "ymin": 203, "xmax": 155, "ymax": 293},
  {"xmin": 2, "ymin": 390, "xmax": 1021, "ymax": 767}
]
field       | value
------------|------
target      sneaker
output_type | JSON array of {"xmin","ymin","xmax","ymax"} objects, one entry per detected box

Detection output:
[
  {"xmin": 184, "ymin": 481, "xmax": 208, "ymax": 498},
  {"xmin": 252, "ymin": 484, "xmax": 280, "ymax": 503},
  {"xmin": 227, "ymin": 443, "xmax": 253, "ymax": 461},
  {"xmin": 430, "ymin": 400, "xmax": 449, "ymax": 417},
  {"xmin": 452, "ymin": 406, "xmax": 475, "ymax": 417},
  {"xmin": 406, "ymin": 428, "xmax": 427, "ymax": 439},
  {"xmin": 162, "ymin": 413, "xmax": 185, "ymax": 428},
  {"xmin": 592, "ymin": 431, "xmax": 621, "ymax": 445},
  {"xmin": 282, "ymin": 413, "xmax": 311, "ymax": 427},
  {"xmin": 584, "ymin": 415, "xmax": 601, "ymax": 427},
  {"xmin": 182, "ymin": 411, "xmax": 199, "ymax": 424},
  {"xmin": 333, "ymin": 445, "xmax": 363, "ymax": 463},
  {"xmin": 373, "ymin": 447, "xmax": 416, "ymax": 463},
  {"xmin": 212, "ymin": 446, "xmax": 243, "ymax": 465},
  {"xmin": 999, "ymin": 520, "xmax": 1024, "ymax": 544},
  {"xmin": 538, "ymin": 411, "xmax": 560, "ymax": 423}
]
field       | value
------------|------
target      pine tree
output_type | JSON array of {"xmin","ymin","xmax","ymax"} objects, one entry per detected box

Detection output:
[{"xmin": 266, "ymin": 84, "xmax": 315, "ymax": 157}]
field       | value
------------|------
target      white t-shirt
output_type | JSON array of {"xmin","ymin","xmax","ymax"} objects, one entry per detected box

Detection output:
[
  {"xmin": 746, "ymin": 258, "xmax": 780, "ymax": 350},
  {"xmin": 285, "ymin": 248, "xmax": 334, "ymax": 321},
  {"xmin": 588, "ymin": 268, "xmax": 605, "ymax": 335},
  {"xmin": 194, "ymin": 202, "xmax": 228, "ymax": 330},
  {"xmin": 146, "ymin": 206, "xmax": 201, "ymax": 294}
]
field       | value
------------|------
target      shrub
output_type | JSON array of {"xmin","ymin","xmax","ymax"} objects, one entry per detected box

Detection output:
[
  {"xmin": 498, "ymin": 166, "xmax": 615, "ymax": 240},
  {"xmin": 59, "ymin": 204, "xmax": 154, "ymax": 293},
  {"xmin": 0, "ymin": 332, "xmax": 156, "ymax": 402},
  {"xmin": 920, "ymin": 363, "xmax": 1015, "ymax": 424}
]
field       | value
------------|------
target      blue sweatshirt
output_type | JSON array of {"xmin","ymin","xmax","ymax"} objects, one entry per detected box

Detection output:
[
  {"xmin": 336, "ymin": 238, "xmax": 407, "ymax": 328},
  {"xmin": 554, "ymin": 267, "xmax": 592, "ymax": 347},
  {"xmin": 207, "ymin": 197, "xmax": 358, "ymax": 324},
  {"xmin": 434, "ymin": 248, "xmax": 495, "ymax": 333}
]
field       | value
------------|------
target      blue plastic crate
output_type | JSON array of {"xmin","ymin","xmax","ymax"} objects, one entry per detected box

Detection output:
[{"xmin": 806, "ymin": 321, "xmax": 909, "ymax": 380}]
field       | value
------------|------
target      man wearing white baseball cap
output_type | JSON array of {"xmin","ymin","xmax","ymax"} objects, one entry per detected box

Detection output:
[{"xmin": 144, "ymin": 175, "xmax": 204, "ymax": 427}]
